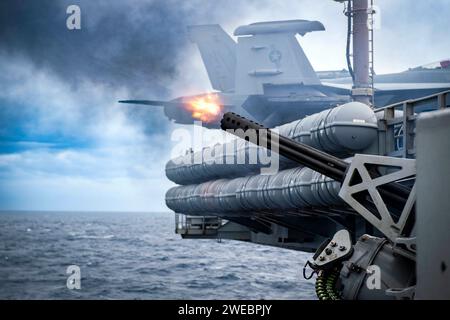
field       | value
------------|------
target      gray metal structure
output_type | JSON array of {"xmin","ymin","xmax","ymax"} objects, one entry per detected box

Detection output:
[
  {"xmin": 160, "ymin": 0, "xmax": 450, "ymax": 300},
  {"xmin": 415, "ymin": 109, "xmax": 450, "ymax": 299},
  {"xmin": 166, "ymin": 90, "xmax": 450, "ymax": 300},
  {"xmin": 343, "ymin": 0, "xmax": 373, "ymax": 105}
]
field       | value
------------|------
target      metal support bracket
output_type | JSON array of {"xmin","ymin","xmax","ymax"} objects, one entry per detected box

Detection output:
[
  {"xmin": 312, "ymin": 229, "xmax": 353, "ymax": 269},
  {"xmin": 339, "ymin": 154, "xmax": 416, "ymax": 245}
]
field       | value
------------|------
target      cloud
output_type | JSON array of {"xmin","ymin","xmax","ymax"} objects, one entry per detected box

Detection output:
[
  {"xmin": 0, "ymin": 49, "xmax": 175, "ymax": 211},
  {"xmin": 0, "ymin": 0, "xmax": 197, "ymax": 96},
  {"xmin": 0, "ymin": 0, "xmax": 449, "ymax": 211},
  {"xmin": 0, "ymin": 145, "xmax": 175, "ymax": 211},
  {"xmin": 0, "ymin": 174, "xmax": 173, "ymax": 212},
  {"xmin": 0, "ymin": 53, "xmax": 170, "ymax": 146}
]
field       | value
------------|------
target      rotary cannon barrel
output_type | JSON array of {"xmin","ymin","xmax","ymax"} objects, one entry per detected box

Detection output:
[
  {"xmin": 221, "ymin": 112, "xmax": 348, "ymax": 182},
  {"xmin": 220, "ymin": 112, "xmax": 411, "ymax": 209}
]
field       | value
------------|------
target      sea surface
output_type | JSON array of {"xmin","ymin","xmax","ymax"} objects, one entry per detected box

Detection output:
[{"xmin": 0, "ymin": 211, "xmax": 315, "ymax": 299}]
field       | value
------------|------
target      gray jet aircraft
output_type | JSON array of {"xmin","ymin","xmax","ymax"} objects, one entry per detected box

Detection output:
[{"xmin": 120, "ymin": 19, "xmax": 450, "ymax": 128}]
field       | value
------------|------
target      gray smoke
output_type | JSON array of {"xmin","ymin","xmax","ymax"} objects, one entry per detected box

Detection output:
[
  {"xmin": 1, "ymin": 1, "xmax": 197, "ymax": 96},
  {"xmin": 0, "ymin": 1, "xmax": 220, "ymax": 141}
]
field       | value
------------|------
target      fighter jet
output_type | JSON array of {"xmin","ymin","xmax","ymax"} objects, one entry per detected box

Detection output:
[
  {"xmin": 322, "ymin": 59, "xmax": 450, "ymax": 107},
  {"xmin": 120, "ymin": 19, "xmax": 450, "ymax": 128}
]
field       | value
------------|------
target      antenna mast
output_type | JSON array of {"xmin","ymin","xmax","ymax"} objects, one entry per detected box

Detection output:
[{"xmin": 337, "ymin": 0, "xmax": 375, "ymax": 107}]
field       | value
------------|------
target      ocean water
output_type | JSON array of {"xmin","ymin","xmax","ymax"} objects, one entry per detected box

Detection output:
[{"xmin": 0, "ymin": 211, "xmax": 315, "ymax": 300}]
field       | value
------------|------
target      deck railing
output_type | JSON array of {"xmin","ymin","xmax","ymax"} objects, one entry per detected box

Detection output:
[{"xmin": 375, "ymin": 90, "xmax": 450, "ymax": 158}]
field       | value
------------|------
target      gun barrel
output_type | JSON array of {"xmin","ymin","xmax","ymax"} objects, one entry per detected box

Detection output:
[
  {"xmin": 220, "ymin": 112, "xmax": 412, "ymax": 214},
  {"xmin": 220, "ymin": 112, "xmax": 348, "ymax": 182}
]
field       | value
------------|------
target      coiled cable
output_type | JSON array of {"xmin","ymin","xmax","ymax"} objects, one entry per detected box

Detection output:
[{"xmin": 315, "ymin": 268, "xmax": 341, "ymax": 300}]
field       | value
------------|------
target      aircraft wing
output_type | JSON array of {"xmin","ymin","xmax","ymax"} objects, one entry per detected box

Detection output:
[
  {"xmin": 322, "ymin": 82, "xmax": 450, "ymax": 107},
  {"xmin": 322, "ymin": 82, "xmax": 450, "ymax": 92}
]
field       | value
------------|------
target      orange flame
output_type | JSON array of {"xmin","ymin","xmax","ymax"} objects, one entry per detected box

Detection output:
[{"xmin": 186, "ymin": 94, "xmax": 222, "ymax": 123}]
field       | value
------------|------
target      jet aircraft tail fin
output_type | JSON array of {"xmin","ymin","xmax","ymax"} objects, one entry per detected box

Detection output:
[
  {"xmin": 188, "ymin": 25, "xmax": 237, "ymax": 92},
  {"xmin": 233, "ymin": 20, "xmax": 324, "ymax": 95}
]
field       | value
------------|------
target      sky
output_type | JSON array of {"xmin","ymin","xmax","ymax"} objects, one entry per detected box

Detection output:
[{"xmin": 0, "ymin": 0, "xmax": 449, "ymax": 212}]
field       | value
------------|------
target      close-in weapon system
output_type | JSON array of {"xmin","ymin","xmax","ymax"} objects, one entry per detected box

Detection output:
[
  {"xmin": 219, "ymin": 111, "xmax": 417, "ymax": 300},
  {"xmin": 163, "ymin": 0, "xmax": 450, "ymax": 299}
]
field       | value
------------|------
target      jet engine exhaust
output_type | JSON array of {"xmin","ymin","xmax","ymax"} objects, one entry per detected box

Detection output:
[{"xmin": 185, "ymin": 94, "xmax": 223, "ymax": 123}]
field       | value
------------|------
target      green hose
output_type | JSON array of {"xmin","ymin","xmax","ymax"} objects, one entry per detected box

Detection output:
[{"xmin": 315, "ymin": 268, "xmax": 341, "ymax": 300}]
